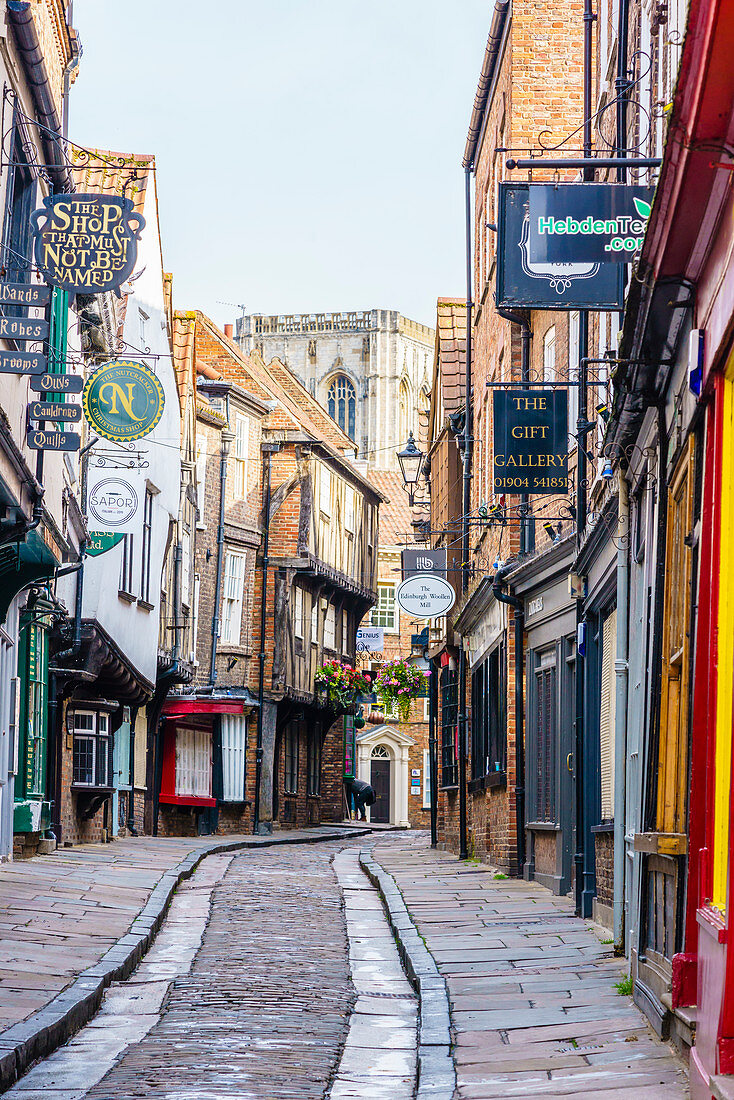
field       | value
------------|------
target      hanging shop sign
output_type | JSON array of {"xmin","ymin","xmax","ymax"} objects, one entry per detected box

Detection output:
[
  {"xmin": 0, "ymin": 351, "xmax": 46, "ymax": 375},
  {"xmin": 528, "ymin": 184, "xmax": 654, "ymax": 264},
  {"xmin": 396, "ymin": 574, "xmax": 456, "ymax": 619},
  {"xmin": 29, "ymin": 193, "xmax": 145, "ymax": 296},
  {"xmin": 0, "ymin": 282, "xmax": 52, "ymax": 307},
  {"xmin": 30, "ymin": 373, "xmax": 84, "ymax": 394},
  {"xmin": 402, "ymin": 547, "xmax": 447, "ymax": 580},
  {"xmin": 493, "ymin": 388, "xmax": 569, "ymax": 495},
  {"xmin": 86, "ymin": 464, "xmax": 145, "ymax": 535},
  {"xmin": 0, "ymin": 316, "xmax": 49, "ymax": 341},
  {"xmin": 28, "ymin": 401, "xmax": 82, "ymax": 423},
  {"xmin": 86, "ymin": 532, "xmax": 124, "ymax": 557},
  {"xmin": 27, "ymin": 429, "xmax": 80, "ymax": 451},
  {"xmin": 496, "ymin": 183, "xmax": 622, "ymax": 310},
  {"xmin": 82, "ymin": 360, "xmax": 165, "ymax": 442},
  {"xmin": 343, "ymin": 715, "xmax": 356, "ymax": 778},
  {"xmin": 356, "ymin": 627, "xmax": 384, "ymax": 653}
]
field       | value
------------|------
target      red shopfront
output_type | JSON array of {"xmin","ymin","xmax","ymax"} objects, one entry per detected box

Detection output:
[{"xmin": 158, "ymin": 699, "xmax": 251, "ymax": 836}]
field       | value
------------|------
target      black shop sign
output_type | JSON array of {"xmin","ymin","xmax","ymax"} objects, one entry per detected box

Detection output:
[
  {"xmin": 528, "ymin": 184, "xmax": 654, "ymax": 264},
  {"xmin": 493, "ymin": 389, "xmax": 568, "ymax": 495}
]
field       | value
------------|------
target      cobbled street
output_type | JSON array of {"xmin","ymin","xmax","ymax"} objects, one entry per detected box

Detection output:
[{"xmin": 1, "ymin": 833, "xmax": 690, "ymax": 1100}]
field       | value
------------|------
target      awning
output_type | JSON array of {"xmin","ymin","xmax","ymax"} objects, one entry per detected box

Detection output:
[{"xmin": 0, "ymin": 530, "xmax": 60, "ymax": 623}]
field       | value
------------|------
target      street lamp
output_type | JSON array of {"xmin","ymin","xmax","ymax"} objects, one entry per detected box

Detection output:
[{"xmin": 397, "ymin": 432, "xmax": 425, "ymax": 506}]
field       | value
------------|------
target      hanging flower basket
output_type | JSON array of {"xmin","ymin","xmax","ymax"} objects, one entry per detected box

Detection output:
[
  {"xmin": 314, "ymin": 660, "xmax": 372, "ymax": 711},
  {"xmin": 373, "ymin": 658, "xmax": 429, "ymax": 722}
]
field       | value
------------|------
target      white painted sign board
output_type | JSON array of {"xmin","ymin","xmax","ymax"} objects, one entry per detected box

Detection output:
[{"xmin": 396, "ymin": 574, "xmax": 456, "ymax": 619}]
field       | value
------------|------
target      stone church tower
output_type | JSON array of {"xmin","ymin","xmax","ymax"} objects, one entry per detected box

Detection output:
[{"xmin": 235, "ymin": 309, "xmax": 434, "ymax": 471}]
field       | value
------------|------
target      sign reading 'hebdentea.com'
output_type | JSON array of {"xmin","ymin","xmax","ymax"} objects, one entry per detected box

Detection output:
[{"xmin": 529, "ymin": 184, "xmax": 653, "ymax": 264}]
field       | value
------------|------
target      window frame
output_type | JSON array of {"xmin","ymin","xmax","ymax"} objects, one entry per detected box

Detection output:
[
  {"xmin": 119, "ymin": 534, "xmax": 136, "ymax": 598},
  {"xmin": 284, "ymin": 723, "xmax": 299, "ymax": 795},
  {"xmin": 71, "ymin": 709, "xmax": 113, "ymax": 789},
  {"xmin": 233, "ymin": 414, "xmax": 249, "ymax": 501},
  {"xmin": 140, "ymin": 488, "xmax": 154, "ymax": 605},
  {"xmin": 307, "ymin": 726, "xmax": 321, "ymax": 797},
  {"xmin": 370, "ymin": 582, "xmax": 397, "ymax": 632},
  {"xmin": 175, "ymin": 726, "xmax": 212, "ymax": 798},
  {"xmin": 221, "ymin": 549, "xmax": 246, "ymax": 646}
]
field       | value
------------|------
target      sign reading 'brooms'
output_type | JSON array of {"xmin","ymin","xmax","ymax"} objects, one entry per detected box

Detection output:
[{"xmin": 30, "ymin": 193, "xmax": 145, "ymax": 295}]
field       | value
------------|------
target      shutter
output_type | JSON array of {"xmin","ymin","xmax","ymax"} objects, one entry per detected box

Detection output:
[
  {"xmin": 221, "ymin": 715, "xmax": 246, "ymax": 801},
  {"xmin": 599, "ymin": 609, "xmax": 618, "ymax": 820}
]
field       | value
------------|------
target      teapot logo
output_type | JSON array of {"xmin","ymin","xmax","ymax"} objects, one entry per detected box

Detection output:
[{"xmin": 30, "ymin": 193, "xmax": 145, "ymax": 296}]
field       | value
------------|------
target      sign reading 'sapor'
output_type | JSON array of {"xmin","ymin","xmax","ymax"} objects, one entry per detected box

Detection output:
[{"xmin": 30, "ymin": 193, "xmax": 145, "ymax": 295}]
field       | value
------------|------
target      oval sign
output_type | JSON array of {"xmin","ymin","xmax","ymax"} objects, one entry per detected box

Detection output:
[
  {"xmin": 83, "ymin": 360, "xmax": 165, "ymax": 442},
  {"xmin": 396, "ymin": 574, "xmax": 456, "ymax": 619}
]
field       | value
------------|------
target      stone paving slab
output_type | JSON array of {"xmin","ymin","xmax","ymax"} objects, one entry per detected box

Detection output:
[
  {"xmin": 0, "ymin": 825, "xmax": 377, "ymax": 1091},
  {"xmin": 372, "ymin": 835, "xmax": 690, "ymax": 1100}
]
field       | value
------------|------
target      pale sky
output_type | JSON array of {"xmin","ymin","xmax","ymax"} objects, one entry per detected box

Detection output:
[{"xmin": 69, "ymin": 1, "xmax": 490, "ymax": 331}]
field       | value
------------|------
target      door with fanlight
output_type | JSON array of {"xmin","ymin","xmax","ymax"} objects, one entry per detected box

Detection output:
[{"xmin": 370, "ymin": 745, "xmax": 391, "ymax": 823}]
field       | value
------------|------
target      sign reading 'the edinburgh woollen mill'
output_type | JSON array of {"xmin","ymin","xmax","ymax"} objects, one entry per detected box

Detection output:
[
  {"xmin": 30, "ymin": 193, "xmax": 145, "ymax": 296},
  {"xmin": 396, "ymin": 575, "xmax": 456, "ymax": 619},
  {"xmin": 493, "ymin": 389, "xmax": 569, "ymax": 495}
]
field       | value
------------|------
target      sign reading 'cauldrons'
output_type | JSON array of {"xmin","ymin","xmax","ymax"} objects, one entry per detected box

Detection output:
[
  {"xmin": 493, "ymin": 389, "xmax": 569, "ymax": 495},
  {"xmin": 82, "ymin": 360, "xmax": 165, "ymax": 442},
  {"xmin": 30, "ymin": 194, "xmax": 145, "ymax": 295}
]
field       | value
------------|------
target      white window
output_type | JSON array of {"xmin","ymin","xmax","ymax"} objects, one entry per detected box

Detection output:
[
  {"xmin": 319, "ymin": 464, "xmax": 331, "ymax": 516},
  {"xmin": 543, "ymin": 326, "xmax": 556, "ymax": 382},
  {"xmin": 233, "ymin": 415, "xmax": 249, "ymax": 501},
  {"xmin": 324, "ymin": 603, "xmax": 336, "ymax": 649},
  {"xmin": 71, "ymin": 710, "xmax": 112, "ymax": 788},
  {"xmin": 138, "ymin": 308, "xmax": 149, "ymax": 348},
  {"xmin": 294, "ymin": 586, "xmax": 304, "ymax": 639},
  {"xmin": 423, "ymin": 749, "xmax": 431, "ymax": 809},
  {"xmin": 220, "ymin": 715, "xmax": 246, "ymax": 802},
  {"xmin": 221, "ymin": 551, "xmax": 246, "ymax": 645},
  {"xmin": 423, "ymin": 695, "xmax": 430, "ymax": 722},
  {"xmin": 342, "ymin": 609, "xmax": 348, "ymax": 653},
  {"xmin": 370, "ymin": 583, "xmax": 397, "ymax": 631},
  {"xmin": 311, "ymin": 596, "xmax": 319, "ymax": 644},
  {"xmin": 191, "ymin": 573, "xmax": 200, "ymax": 663},
  {"xmin": 196, "ymin": 440, "xmax": 207, "ymax": 525},
  {"xmin": 175, "ymin": 727, "xmax": 211, "ymax": 798},
  {"xmin": 344, "ymin": 485, "xmax": 355, "ymax": 532},
  {"xmin": 181, "ymin": 526, "xmax": 191, "ymax": 607}
]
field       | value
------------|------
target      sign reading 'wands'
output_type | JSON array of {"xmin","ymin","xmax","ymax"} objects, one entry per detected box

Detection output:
[
  {"xmin": 493, "ymin": 389, "xmax": 569, "ymax": 495},
  {"xmin": 30, "ymin": 193, "xmax": 145, "ymax": 295}
]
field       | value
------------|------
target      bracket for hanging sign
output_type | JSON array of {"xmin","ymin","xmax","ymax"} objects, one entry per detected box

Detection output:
[
  {"xmin": 28, "ymin": 429, "xmax": 80, "ymax": 452},
  {"xmin": 0, "ymin": 351, "xmax": 46, "ymax": 375},
  {"xmin": 29, "ymin": 373, "xmax": 83, "ymax": 393},
  {"xmin": 28, "ymin": 401, "xmax": 81, "ymax": 423}
]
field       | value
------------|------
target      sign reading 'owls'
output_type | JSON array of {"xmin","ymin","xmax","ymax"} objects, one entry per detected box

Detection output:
[{"xmin": 30, "ymin": 193, "xmax": 145, "ymax": 295}]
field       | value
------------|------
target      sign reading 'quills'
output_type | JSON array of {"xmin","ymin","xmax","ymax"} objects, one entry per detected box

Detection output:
[
  {"xmin": 493, "ymin": 389, "xmax": 569, "ymax": 495},
  {"xmin": 30, "ymin": 193, "xmax": 145, "ymax": 295}
]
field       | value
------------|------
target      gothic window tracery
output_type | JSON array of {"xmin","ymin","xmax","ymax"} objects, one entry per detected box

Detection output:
[{"xmin": 327, "ymin": 374, "xmax": 356, "ymax": 439}]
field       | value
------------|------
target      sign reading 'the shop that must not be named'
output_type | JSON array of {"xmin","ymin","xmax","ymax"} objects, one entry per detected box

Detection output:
[{"xmin": 493, "ymin": 389, "xmax": 568, "ymax": 495}]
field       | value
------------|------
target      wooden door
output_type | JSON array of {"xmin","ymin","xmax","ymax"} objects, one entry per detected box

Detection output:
[{"xmin": 370, "ymin": 759, "xmax": 390, "ymax": 823}]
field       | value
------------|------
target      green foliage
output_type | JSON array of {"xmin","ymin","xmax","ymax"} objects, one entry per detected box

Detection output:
[{"xmin": 615, "ymin": 975, "xmax": 633, "ymax": 996}]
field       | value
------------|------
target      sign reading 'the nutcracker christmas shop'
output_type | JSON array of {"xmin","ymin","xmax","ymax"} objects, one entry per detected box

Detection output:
[
  {"xmin": 30, "ymin": 193, "xmax": 145, "ymax": 295},
  {"xmin": 83, "ymin": 360, "xmax": 165, "ymax": 442},
  {"xmin": 493, "ymin": 389, "xmax": 569, "ymax": 495}
]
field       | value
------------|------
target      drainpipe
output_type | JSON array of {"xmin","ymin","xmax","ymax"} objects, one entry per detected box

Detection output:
[
  {"xmin": 429, "ymin": 653, "xmax": 439, "ymax": 848},
  {"xmin": 209, "ymin": 428, "xmax": 234, "ymax": 685},
  {"xmin": 253, "ymin": 444, "xmax": 279, "ymax": 834},
  {"xmin": 493, "ymin": 562, "xmax": 526, "ymax": 875},
  {"xmin": 614, "ymin": 468, "xmax": 630, "ymax": 951}
]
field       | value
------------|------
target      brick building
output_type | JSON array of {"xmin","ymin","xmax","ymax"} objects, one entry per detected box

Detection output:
[{"xmin": 156, "ymin": 313, "xmax": 382, "ymax": 835}]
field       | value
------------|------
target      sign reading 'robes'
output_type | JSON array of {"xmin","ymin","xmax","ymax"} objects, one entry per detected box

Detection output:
[
  {"xmin": 30, "ymin": 193, "xmax": 145, "ymax": 295},
  {"xmin": 493, "ymin": 389, "xmax": 569, "ymax": 495}
]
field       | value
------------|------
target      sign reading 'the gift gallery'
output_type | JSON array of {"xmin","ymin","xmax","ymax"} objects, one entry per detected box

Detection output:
[{"xmin": 493, "ymin": 389, "xmax": 569, "ymax": 495}]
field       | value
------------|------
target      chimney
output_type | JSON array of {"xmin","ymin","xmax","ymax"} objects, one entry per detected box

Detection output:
[{"xmin": 224, "ymin": 323, "xmax": 233, "ymax": 338}]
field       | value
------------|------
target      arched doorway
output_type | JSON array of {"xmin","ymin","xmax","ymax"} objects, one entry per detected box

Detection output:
[{"xmin": 370, "ymin": 744, "xmax": 391, "ymax": 823}]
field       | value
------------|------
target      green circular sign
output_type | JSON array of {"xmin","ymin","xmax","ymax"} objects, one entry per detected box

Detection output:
[{"xmin": 83, "ymin": 360, "xmax": 165, "ymax": 442}]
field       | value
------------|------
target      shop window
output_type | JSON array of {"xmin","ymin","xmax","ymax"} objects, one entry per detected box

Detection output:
[
  {"xmin": 599, "ymin": 607, "xmax": 618, "ymax": 821},
  {"xmin": 370, "ymin": 583, "xmax": 396, "ymax": 631},
  {"xmin": 307, "ymin": 727, "xmax": 321, "ymax": 796},
  {"xmin": 440, "ymin": 667, "xmax": 458, "ymax": 787},
  {"xmin": 534, "ymin": 651, "xmax": 557, "ymax": 822},
  {"xmin": 221, "ymin": 550, "xmax": 246, "ymax": 644},
  {"xmin": 471, "ymin": 641, "xmax": 507, "ymax": 780},
  {"xmin": 220, "ymin": 715, "xmax": 247, "ymax": 802},
  {"xmin": 175, "ymin": 727, "xmax": 211, "ymax": 798},
  {"xmin": 284, "ymin": 723, "xmax": 299, "ymax": 794},
  {"xmin": 72, "ymin": 710, "xmax": 112, "ymax": 788},
  {"xmin": 17, "ymin": 613, "xmax": 48, "ymax": 799}
]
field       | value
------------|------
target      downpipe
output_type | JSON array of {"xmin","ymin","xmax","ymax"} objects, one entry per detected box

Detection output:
[{"xmin": 613, "ymin": 468, "xmax": 630, "ymax": 951}]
